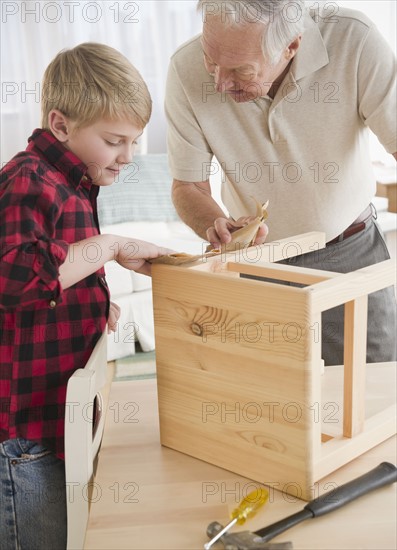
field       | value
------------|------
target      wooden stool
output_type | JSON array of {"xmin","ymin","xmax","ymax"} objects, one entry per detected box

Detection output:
[{"xmin": 152, "ymin": 232, "xmax": 396, "ymax": 500}]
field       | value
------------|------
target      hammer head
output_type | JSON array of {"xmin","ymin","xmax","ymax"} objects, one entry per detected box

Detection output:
[{"xmin": 207, "ymin": 522, "xmax": 293, "ymax": 550}]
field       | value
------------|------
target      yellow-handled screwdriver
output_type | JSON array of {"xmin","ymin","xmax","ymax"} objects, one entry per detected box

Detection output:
[{"xmin": 204, "ymin": 487, "xmax": 269, "ymax": 549}]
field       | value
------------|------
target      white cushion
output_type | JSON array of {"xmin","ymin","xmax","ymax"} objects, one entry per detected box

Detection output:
[
  {"xmin": 97, "ymin": 154, "xmax": 180, "ymax": 226},
  {"xmin": 104, "ymin": 260, "xmax": 134, "ymax": 298}
]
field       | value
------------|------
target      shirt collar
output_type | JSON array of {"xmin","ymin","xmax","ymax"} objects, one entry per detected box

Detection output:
[
  {"xmin": 256, "ymin": 11, "xmax": 329, "ymax": 104},
  {"xmin": 27, "ymin": 128, "xmax": 91, "ymax": 188},
  {"xmin": 290, "ymin": 11, "xmax": 329, "ymax": 81}
]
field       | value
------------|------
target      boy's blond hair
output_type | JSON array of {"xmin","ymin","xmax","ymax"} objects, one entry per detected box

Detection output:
[{"xmin": 41, "ymin": 42, "xmax": 152, "ymax": 130}]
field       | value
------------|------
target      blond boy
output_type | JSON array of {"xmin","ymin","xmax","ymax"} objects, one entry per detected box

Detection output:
[{"xmin": 0, "ymin": 43, "xmax": 170, "ymax": 549}]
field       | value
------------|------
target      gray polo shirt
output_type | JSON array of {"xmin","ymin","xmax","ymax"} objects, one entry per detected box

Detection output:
[{"xmin": 165, "ymin": 7, "xmax": 396, "ymax": 242}]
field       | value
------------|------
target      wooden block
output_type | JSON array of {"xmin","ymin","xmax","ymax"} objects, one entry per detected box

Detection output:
[{"xmin": 343, "ymin": 297, "xmax": 368, "ymax": 438}]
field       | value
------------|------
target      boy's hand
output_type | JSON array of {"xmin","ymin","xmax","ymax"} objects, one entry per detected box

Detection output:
[
  {"xmin": 115, "ymin": 238, "xmax": 174, "ymax": 276},
  {"xmin": 59, "ymin": 235, "xmax": 174, "ymax": 290},
  {"xmin": 108, "ymin": 301, "xmax": 121, "ymax": 334}
]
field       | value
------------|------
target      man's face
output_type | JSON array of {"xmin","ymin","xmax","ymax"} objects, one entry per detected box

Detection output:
[{"xmin": 201, "ymin": 17, "xmax": 292, "ymax": 102}]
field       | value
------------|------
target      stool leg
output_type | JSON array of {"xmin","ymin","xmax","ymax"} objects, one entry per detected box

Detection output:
[{"xmin": 343, "ymin": 297, "xmax": 368, "ymax": 438}]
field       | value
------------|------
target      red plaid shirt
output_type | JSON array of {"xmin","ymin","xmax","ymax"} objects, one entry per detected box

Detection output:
[{"xmin": 0, "ymin": 129, "xmax": 109, "ymax": 459}]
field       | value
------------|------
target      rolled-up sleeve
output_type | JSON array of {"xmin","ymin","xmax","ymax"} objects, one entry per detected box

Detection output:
[
  {"xmin": 165, "ymin": 49, "xmax": 214, "ymax": 183},
  {"xmin": 0, "ymin": 165, "xmax": 69, "ymax": 309},
  {"xmin": 0, "ymin": 239, "xmax": 69, "ymax": 308},
  {"xmin": 357, "ymin": 24, "xmax": 397, "ymax": 154}
]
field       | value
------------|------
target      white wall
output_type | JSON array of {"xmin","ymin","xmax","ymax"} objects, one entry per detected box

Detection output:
[
  {"xmin": 0, "ymin": 0, "xmax": 201, "ymax": 162},
  {"xmin": 1, "ymin": 1, "xmax": 395, "ymax": 164}
]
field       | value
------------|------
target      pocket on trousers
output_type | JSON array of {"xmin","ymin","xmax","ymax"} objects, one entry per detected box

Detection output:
[
  {"xmin": 373, "ymin": 220, "xmax": 392, "ymax": 260},
  {"xmin": 4, "ymin": 438, "xmax": 53, "ymax": 463}
]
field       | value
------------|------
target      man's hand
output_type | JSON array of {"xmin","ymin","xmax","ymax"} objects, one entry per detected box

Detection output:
[{"xmin": 206, "ymin": 216, "xmax": 269, "ymax": 250}]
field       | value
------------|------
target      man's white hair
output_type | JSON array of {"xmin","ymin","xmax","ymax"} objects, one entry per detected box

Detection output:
[{"xmin": 197, "ymin": 0, "xmax": 308, "ymax": 64}]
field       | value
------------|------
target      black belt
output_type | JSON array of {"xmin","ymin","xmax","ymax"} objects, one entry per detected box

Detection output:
[{"xmin": 327, "ymin": 205, "xmax": 373, "ymax": 246}]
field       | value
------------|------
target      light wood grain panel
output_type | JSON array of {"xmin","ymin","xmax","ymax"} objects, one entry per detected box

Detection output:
[
  {"xmin": 155, "ymin": 393, "xmax": 315, "ymax": 488},
  {"xmin": 155, "ymin": 341, "xmax": 310, "ymax": 400},
  {"xmin": 155, "ymin": 320, "xmax": 316, "ymax": 500},
  {"xmin": 309, "ymin": 259, "xmax": 396, "ymax": 313},
  {"xmin": 152, "ymin": 268, "xmax": 314, "ymax": 371},
  {"xmin": 153, "ymin": 256, "xmax": 316, "ymax": 499},
  {"xmin": 343, "ymin": 297, "xmax": 368, "ymax": 437},
  {"xmin": 153, "ymin": 263, "xmax": 309, "ymax": 318},
  {"xmin": 153, "ymin": 312, "xmax": 313, "ymax": 371}
]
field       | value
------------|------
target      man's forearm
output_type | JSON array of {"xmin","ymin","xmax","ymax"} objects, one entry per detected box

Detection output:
[{"xmin": 172, "ymin": 180, "xmax": 227, "ymax": 240}]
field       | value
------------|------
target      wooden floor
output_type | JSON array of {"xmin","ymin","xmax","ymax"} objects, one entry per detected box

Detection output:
[{"xmin": 85, "ymin": 375, "xmax": 397, "ymax": 550}]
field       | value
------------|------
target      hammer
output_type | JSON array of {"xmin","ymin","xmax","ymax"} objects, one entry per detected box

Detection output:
[
  {"xmin": 206, "ymin": 523, "xmax": 293, "ymax": 550},
  {"xmin": 206, "ymin": 462, "xmax": 397, "ymax": 550}
]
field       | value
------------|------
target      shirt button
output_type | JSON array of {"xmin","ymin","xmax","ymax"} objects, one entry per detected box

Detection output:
[{"xmin": 49, "ymin": 300, "xmax": 57, "ymax": 308}]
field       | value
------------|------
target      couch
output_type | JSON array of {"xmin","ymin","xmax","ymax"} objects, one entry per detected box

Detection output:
[{"xmin": 97, "ymin": 154, "xmax": 204, "ymax": 361}]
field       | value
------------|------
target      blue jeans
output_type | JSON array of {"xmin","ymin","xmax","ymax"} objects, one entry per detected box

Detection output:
[{"xmin": 0, "ymin": 438, "xmax": 67, "ymax": 550}]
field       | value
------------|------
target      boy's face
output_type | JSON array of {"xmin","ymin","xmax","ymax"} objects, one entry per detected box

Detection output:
[{"xmin": 64, "ymin": 119, "xmax": 143, "ymax": 186}]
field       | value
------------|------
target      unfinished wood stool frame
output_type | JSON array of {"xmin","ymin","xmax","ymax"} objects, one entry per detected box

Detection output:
[{"xmin": 152, "ymin": 232, "xmax": 396, "ymax": 500}]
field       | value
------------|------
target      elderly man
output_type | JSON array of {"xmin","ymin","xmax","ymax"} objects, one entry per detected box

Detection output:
[{"xmin": 165, "ymin": 0, "xmax": 396, "ymax": 365}]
